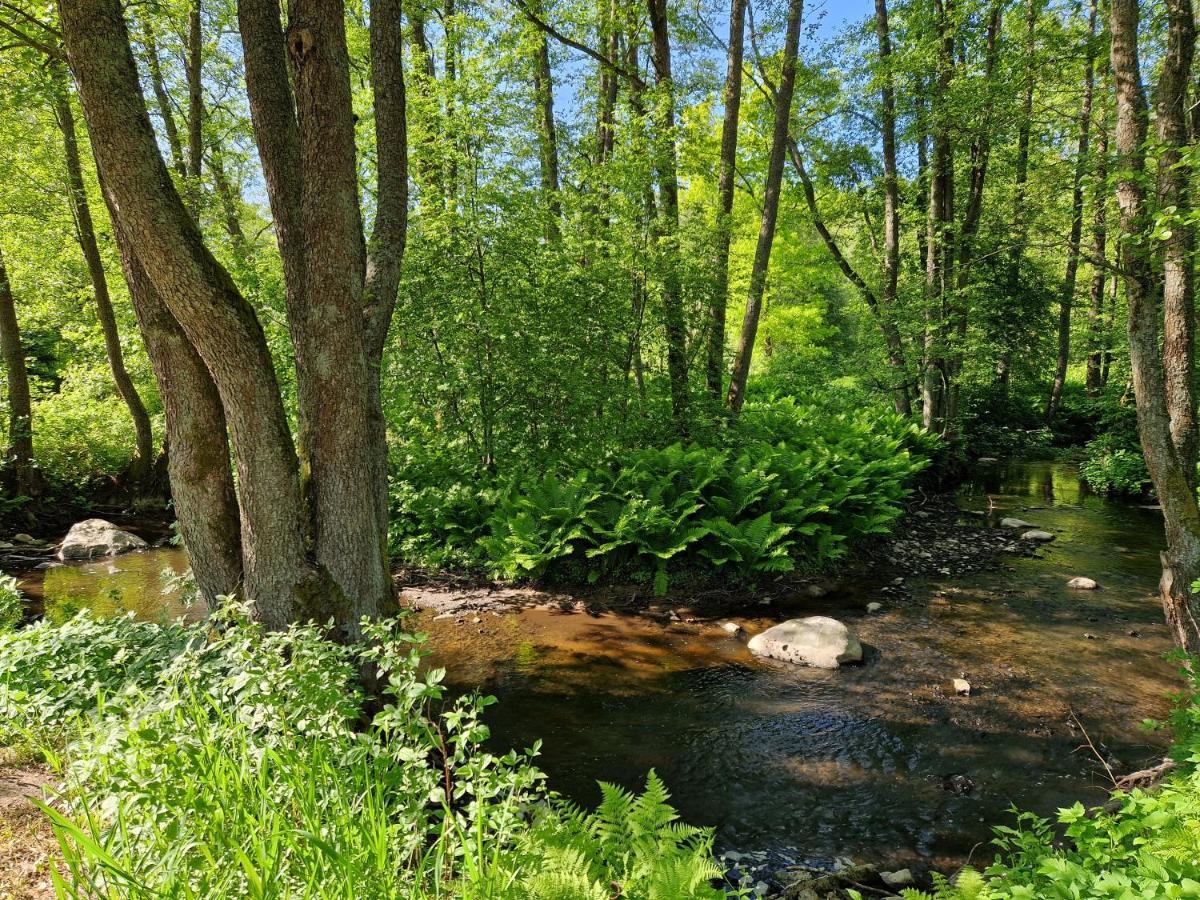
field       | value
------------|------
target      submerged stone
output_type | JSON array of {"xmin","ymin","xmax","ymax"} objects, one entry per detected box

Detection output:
[
  {"xmin": 1020, "ymin": 529, "xmax": 1055, "ymax": 542},
  {"xmin": 999, "ymin": 517, "xmax": 1035, "ymax": 529},
  {"xmin": 1067, "ymin": 576, "xmax": 1099, "ymax": 590},
  {"xmin": 59, "ymin": 519, "xmax": 148, "ymax": 561},
  {"xmin": 747, "ymin": 616, "xmax": 862, "ymax": 669}
]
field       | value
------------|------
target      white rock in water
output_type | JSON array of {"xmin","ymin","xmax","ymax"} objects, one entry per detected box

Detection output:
[
  {"xmin": 952, "ymin": 678, "xmax": 971, "ymax": 696},
  {"xmin": 59, "ymin": 519, "xmax": 148, "ymax": 561},
  {"xmin": 866, "ymin": 601, "xmax": 883, "ymax": 613},
  {"xmin": 882, "ymin": 869, "xmax": 915, "ymax": 887},
  {"xmin": 747, "ymin": 616, "xmax": 862, "ymax": 669},
  {"xmin": 1000, "ymin": 517, "xmax": 1035, "ymax": 529},
  {"xmin": 1067, "ymin": 576, "xmax": 1099, "ymax": 590},
  {"xmin": 1020, "ymin": 529, "xmax": 1055, "ymax": 542},
  {"xmin": 13, "ymin": 533, "xmax": 37, "ymax": 545},
  {"xmin": 720, "ymin": 621, "xmax": 744, "ymax": 636}
]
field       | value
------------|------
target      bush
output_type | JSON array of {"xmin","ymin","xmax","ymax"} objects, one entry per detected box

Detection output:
[
  {"xmin": 1080, "ymin": 432, "xmax": 1152, "ymax": 497},
  {"xmin": 0, "ymin": 575, "xmax": 21, "ymax": 632},
  {"xmin": 3, "ymin": 607, "xmax": 734, "ymax": 899},
  {"xmin": 389, "ymin": 399, "xmax": 936, "ymax": 592}
]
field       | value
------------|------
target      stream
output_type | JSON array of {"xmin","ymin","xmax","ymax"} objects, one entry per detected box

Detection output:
[{"xmin": 10, "ymin": 461, "xmax": 1183, "ymax": 875}]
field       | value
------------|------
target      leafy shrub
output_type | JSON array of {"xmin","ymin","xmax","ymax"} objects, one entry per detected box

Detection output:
[
  {"xmin": 1080, "ymin": 432, "xmax": 1152, "ymax": 497},
  {"xmin": 5, "ymin": 608, "xmax": 733, "ymax": 898},
  {"xmin": 389, "ymin": 399, "xmax": 935, "ymax": 593},
  {"xmin": 0, "ymin": 574, "xmax": 21, "ymax": 631}
]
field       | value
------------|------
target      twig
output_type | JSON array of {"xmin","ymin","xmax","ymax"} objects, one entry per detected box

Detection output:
[{"xmin": 1068, "ymin": 708, "xmax": 1118, "ymax": 788}]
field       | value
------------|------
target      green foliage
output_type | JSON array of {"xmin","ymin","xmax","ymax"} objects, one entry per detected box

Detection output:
[
  {"xmin": 2, "ymin": 607, "xmax": 731, "ymax": 898},
  {"xmin": 1080, "ymin": 432, "xmax": 1152, "ymax": 497},
  {"xmin": 0, "ymin": 574, "xmax": 22, "ymax": 631},
  {"xmin": 389, "ymin": 399, "xmax": 934, "ymax": 593}
]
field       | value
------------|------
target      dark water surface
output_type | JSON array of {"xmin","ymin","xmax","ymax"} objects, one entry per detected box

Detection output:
[{"xmin": 13, "ymin": 461, "xmax": 1182, "ymax": 871}]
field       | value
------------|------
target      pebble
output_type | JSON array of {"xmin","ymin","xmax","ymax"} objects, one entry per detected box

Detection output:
[
  {"xmin": 1067, "ymin": 576, "xmax": 1099, "ymax": 590},
  {"xmin": 1020, "ymin": 529, "xmax": 1055, "ymax": 542},
  {"xmin": 12, "ymin": 533, "xmax": 37, "ymax": 545},
  {"xmin": 952, "ymin": 678, "xmax": 971, "ymax": 696},
  {"xmin": 721, "ymin": 621, "xmax": 744, "ymax": 636},
  {"xmin": 866, "ymin": 601, "xmax": 883, "ymax": 613}
]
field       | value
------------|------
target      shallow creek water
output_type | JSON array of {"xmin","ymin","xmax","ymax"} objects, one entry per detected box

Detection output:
[{"xmin": 11, "ymin": 461, "xmax": 1184, "ymax": 872}]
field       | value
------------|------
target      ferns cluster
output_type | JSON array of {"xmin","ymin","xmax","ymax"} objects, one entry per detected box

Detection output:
[{"xmin": 390, "ymin": 399, "xmax": 936, "ymax": 593}]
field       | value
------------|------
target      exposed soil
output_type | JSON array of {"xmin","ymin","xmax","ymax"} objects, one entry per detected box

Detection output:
[{"xmin": 0, "ymin": 764, "xmax": 56, "ymax": 900}]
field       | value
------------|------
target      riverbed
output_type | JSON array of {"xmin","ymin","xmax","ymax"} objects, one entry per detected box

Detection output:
[{"xmin": 10, "ymin": 461, "xmax": 1183, "ymax": 877}]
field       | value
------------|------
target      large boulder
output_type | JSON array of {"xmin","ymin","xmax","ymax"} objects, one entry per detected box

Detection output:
[
  {"xmin": 59, "ymin": 519, "xmax": 148, "ymax": 560},
  {"xmin": 747, "ymin": 616, "xmax": 862, "ymax": 669}
]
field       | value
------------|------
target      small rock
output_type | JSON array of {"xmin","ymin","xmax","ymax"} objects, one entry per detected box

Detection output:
[
  {"xmin": 1128, "ymin": 629, "xmax": 1141, "ymax": 638},
  {"xmin": 977, "ymin": 457, "xmax": 999, "ymax": 464},
  {"xmin": 1067, "ymin": 576, "xmax": 1099, "ymax": 590},
  {"xmin": 747, "ymin": 617, "xmax": 863, "ymax": 669},
  {"xmin": 802, "ymin": 583, "xmax": 827, "ymax": 598},
  {"xmin": 952, "ymin": 678, "xmax": 971, "ymax": 696},
  {"xmin": 1000, "ymin": 517, "xmax": 1035, "ymax": 529},
  {"xmin": 13, "ymin": 533, "xmax": 37, "ymax": 545},
  {"xmin": 866, "ymin": 602, "xmax": 883, "ymax": 614},
  {"xmin": 1020, "ymin": 529, "xmax": 1055, "ymax": 542},
  {"xmin": 754, "ymin": 882, "xmax": 768, "ymax": 897},
  {"xmin": 720, "ymin": 621, "xmax": 744, "ymax": 636},
  {"xmin": 1084, "ymin": 632, "xmax": 1096, "ymax": 640},
  {"xmin": 881, "ymin": 869, "xmax": 915, "ymax": 887},
  {"xmin": 0, "ymin": 540, "xmax": 13, "ymax": 549},
  {"xmin": 471, "ymin": 616, "xmax": 482, "ymax": 624}
]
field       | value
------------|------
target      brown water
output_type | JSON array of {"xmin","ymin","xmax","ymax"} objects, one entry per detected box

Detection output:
[{"xmin": 8, "ymin": 461, "xmax": 1183, "ymax": 872}]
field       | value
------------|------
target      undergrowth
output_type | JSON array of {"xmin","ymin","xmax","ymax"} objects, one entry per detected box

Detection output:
[
  {"xmin": 389, "ymin": 398, "xmax": 937, "ymax": 593},
  {"xmin": 0, "ymin": 607, "xmax": 735, "ymax": 899}
]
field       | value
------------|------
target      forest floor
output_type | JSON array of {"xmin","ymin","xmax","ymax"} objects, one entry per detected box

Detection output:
[{"xmin": 0, "ymin": 762, "xmax": 55, "ymax": 900}]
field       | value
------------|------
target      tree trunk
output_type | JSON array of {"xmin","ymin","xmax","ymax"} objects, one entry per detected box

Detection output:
[
  {"xmin": 185, "ymin": 0, "xmax": 204, "ymax": 213},
  {"xmin": 922, "ymin": 0, "xmax": 955, "ymax": 432},
  {"xmin": 52, "ymin": 76, "xmax": 155, "ymax": 487},
  {"xmin": 1045, "ymin": 0, "xmax": 1098, "ymax": 423},
  {"xmin": 208, "ymin": 137, "xmax": 248, "ymax": 248},
  {"xmin": 998, "ymin": 0, "xmax": 1042, "ymax": 392},
  {"xmin": 0, "ymin": 245, "xmax": 37, "ymax": 500},
  {"xmin": 1157, "ymin": 0, "xmax": 1197, "ymax": 484},
  {"xmin": 531, "ymin": 2, "xmax": 562, "ymax": 241},
  {"xmin": 105, "ymin": 193, "xmax": 243, "ymax": 608},
  {"xmin": 873, "ymin": 0, "xmax": 910, "ymax": 417},
  {"xmin": 646, "ymin": 0, "xmax": 688, "ymax": 431},
  {"xmin": 1111, "ymin": 0, "xmax": 1200, "ymax": 653},
  {"xmin": 139, "ymin": 17, "xmax": 186, "ymax": 179},
  {"xmin": 1085, "ymin": 101, "xmax": 1109, "ymax": 397},
  {"xmin": 726, "ymin": 0, "xmax": 803, "ymax": 414},
  {"xmin": 944, "ymin": 0, "xmax": 1000, "ymax": 426},
  {"xmin": 62, "ymin": 0, "xmax": 313, "ymax": 629},
  {"xmin": 707, "ymin": 0, "xmax": 747, "ymax": 402}
]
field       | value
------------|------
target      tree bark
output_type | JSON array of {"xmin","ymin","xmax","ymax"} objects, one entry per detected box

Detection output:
[
  {"xmin": 0, "ymin": 244, "xmax": 36, "ymax": 500},
  {"xmin": 61, "ymin": 0, "xmax": 312, "ymax": 629},
  {"xmin": 1111, "ymin": 0, "xmax": 1200, "ymax": 653},
  {"xmin": 646, "ymin": 0, "xmax": 689, "ymax": 430},
  {"xmin": 1157, "ymin": 0, "xmax": 1197, "ymax": 483},
  {"xmin": 52, "ymin": 76, "xmax": 156, "ymax": 487},
  {"xmin": 707, "ymin": 0, "xmax": 747, "ymax": 402},
  {"xmin": 1045, "ymin": 0, "xmax": 1098, "ymax": 423},
  {"xmin": 726, "ymin": 0, "xmax": 803, "ymax": 414}
]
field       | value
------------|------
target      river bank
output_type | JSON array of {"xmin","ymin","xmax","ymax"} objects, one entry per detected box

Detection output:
[{"xmin": 0, "ymin": 461, "xmax": 1183, "ymax": 897}]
